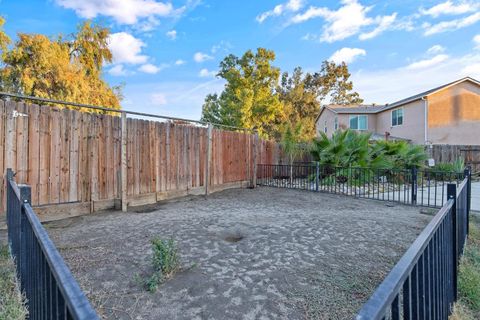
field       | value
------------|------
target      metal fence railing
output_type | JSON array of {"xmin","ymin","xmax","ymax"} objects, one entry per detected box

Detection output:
[
  {"xmin": 355, "ymin": 175, "xmax": 471, "ymax": 319},
  {"xmin": 257, "ymin": 164, "xmax": 469, "ymax": 208},
  {"xmin": 5, "ymin": 168, "xmax": 99, "ymax": 319}
]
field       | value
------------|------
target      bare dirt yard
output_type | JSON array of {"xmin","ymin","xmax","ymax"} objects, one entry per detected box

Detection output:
[{"xmin": 44, "ymin": 187, "xmax": 432, "ymax": 320}]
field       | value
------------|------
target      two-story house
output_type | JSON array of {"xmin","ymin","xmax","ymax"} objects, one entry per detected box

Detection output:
[{"xmin": 315, "ymin": 77, "xmax": 480, "ymax": 145}]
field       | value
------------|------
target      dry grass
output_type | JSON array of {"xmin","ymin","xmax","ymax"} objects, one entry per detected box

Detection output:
[
  {"xmin": 0, "ymin": 245, "xmax": 28, "ymax": 320},
  {"xmin": 450, "ymin": 215, "xmax": 480, "ymax": 320}
]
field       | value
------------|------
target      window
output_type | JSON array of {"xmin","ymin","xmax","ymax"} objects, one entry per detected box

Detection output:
[
  {"xmin": 391, "ymin": 108, "xmax": 404, "ymax": 126},
  {"xmin": 334, "ymin": 117, "xmax": 338, "ymax": 130},
  {"xmin": 349, "ymin": 115, "xmax": 368, "ymax": 130},
  {"xmin": 324, "ymin": 120, "xmax": 327, "ymax": 133}
]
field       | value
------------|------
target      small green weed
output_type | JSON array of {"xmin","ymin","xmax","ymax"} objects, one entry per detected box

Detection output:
[{"xmin": 143, "ymin": 238, "xmax": 180, "ymax": 293}]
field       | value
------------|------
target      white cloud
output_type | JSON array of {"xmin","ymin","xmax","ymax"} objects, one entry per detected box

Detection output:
[
  {"xmin": 150, "ymin": 93, "xmax": 168, "ymax": 106},
  {"xmin": 462, "ymin": 63, "xmax": 480, "ymax": 75},
  {"xmin": 138, "ymin": 63, "xmax": 169, "ymax": 74},
  {"xmin": 211, "ymin": 41, "xmax": 232, "ymax": 54},
  {"xmin": 301, "ymin": 33, "xmax": 317, "ymax": 41},
  {"xmin": 420, "ymin": 1, "xmax": 477, "ymax": 18},
  {"xmin": 359, "ymin": 13, "xmax": 397, "ymax": 40},
  {"xmin": 256, "ymin": 0, "xmax": 304, "ymax": 23},
  {"xmin": 124, "ymin": 79, "xmax": 225, "ymax": 120},
  {"xmin": 427, "ymin": 45, "xmax": 446, "ymax": 54},
  {"xmin": 352, "ymin": 53, "xmax": 480, "ymax": 104},
  {"xmin": 290, "ymin": 0, "xmax": 396, "ymax": 42},
  {"xmin": 199, "ymin": 68, "xmax": 216, "ymax": 78},
  {"xmin": 175, "ymin": 59, "xmax": 186, "ymax": 65},
  {"xmin": 55, "ymin": 0, "xmax": 177, "ymax": 25},
  {"xmin": 166, "ymin": 30, "xmax": 177, "ymax": 40},
  {"xmin": 108, "ymin": 32, "xmax": 148, "ymax": 64},
  {"xmin": 108, "ymin": 64, "xmax": 128, "ymax": 76},
  {"xmin": 474, "ymin": 34, "xmax": 480, "ymax": 49},
  {"xmin": 406, "ymin": 54, "xmax": 449, "ymax": 70},
  {"xmin": 329, "ymin": 47, "xmax": 366, "ymax": 64},
  {"xmin": 193, "ymin": 52, "xmax": 213, "ymax": 63},
  {"xmin": 423, "ymin": 12, "xmax": 480, "ymax": 35}
]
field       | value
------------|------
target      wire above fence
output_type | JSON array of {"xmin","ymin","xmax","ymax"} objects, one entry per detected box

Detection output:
[{"xmin": 0, "ymin": 91, "xmax": 253, "ymax": 132}]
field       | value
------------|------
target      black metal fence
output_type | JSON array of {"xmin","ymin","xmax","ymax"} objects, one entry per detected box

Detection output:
[
  {"xmin": 5, "ymin": 169, "xmax": 99, "ymax": 319},
  {"xmin": 355, "ymin": 175, "xmax": 471, "ymax": 319},
  {"xmin": 257, "ymin": 164, "xmax": 468, "ymax": 208}
]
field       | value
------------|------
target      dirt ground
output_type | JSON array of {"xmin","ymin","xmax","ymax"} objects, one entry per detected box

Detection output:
[{"xmin": 39, "ymin": 187, "xmax": 432, "ymax": 320}]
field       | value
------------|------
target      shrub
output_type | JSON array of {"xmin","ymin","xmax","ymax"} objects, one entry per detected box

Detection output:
[
  {"xmin": 432, "ymin": 159, "xmax": 465, "ymax": 173},
  {"xmin": 143, "ymin": 238, "xmax": 180, "ymax": 292},
  {"xmin": 310, "ymin": 129, "xmax": 427, "ymax": 170}
]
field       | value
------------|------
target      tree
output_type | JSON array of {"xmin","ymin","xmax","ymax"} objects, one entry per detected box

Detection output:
[
  {"xmin": 201, "ymin": 48, "xmax": 284, "ymax": 138},
  {"xmin": 315, "ymin": 61, "xmax": 363, "ymax": 105},
  {"xmin": 201, "ymin": 49, "xmax": 363, "ymax": 139},
  {"xmin": 278, "ymin": 63, "xmax": 363, "ymax": 139},
  {"xmin": 0, "ymin": 19, "xmax": 121, "ymax": 111},
  {"xmin": 0, "ymin": 17, "xmax": 10, "ymax": 58},
  {"xmin": 280, "ymin": 122, "xmax": 306, "ymax": 185},
  {"xmin": 277, "ymin": 68, "xmax": 319, "ymax": 140}
]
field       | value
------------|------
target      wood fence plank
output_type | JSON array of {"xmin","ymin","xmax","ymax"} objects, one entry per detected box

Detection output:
[
  {"xmin": 59, "ymin": 109, "xmax": 70, "ymax": 203},
  {"xmin": 68, "ymin": 110, "xmax": 79, "ymax": 202},
  {"xmin": 15, "ymin": 103, "xmax": 28, "ymax": 184}
]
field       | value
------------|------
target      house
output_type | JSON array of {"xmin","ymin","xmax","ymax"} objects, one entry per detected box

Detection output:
[{"xmin": 315, "ymin": 77, "xmax": 480, "ymax": 145}]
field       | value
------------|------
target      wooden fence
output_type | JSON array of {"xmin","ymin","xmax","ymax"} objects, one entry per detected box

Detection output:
[
  {"xmin": 429, "ymin": 144, "xmax": 480, "ymax": 173},
  {"xmin": 0, "ymin": 101, "xmax": 284, "ymax": 220}
]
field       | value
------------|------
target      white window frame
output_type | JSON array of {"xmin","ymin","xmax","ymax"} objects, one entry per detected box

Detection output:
[
  {"xmin": 349, "ymin": 115, "xmax": 368, "ymax": 130},
  {"xmin": 391, "ymin": 108, "xmax": 404, "ymax": 127}
]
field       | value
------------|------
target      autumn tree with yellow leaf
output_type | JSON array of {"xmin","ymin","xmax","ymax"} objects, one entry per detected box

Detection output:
[{"xmin": 0, "ymin": 18, "xmax": 122, "ymax": 111}]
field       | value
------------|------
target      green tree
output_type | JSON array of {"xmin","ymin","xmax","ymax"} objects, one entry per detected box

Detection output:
[
  {"xmin": 280, "ymin": 122, "xmax": 306, "ymax": 185},
  {"xmin": 317, "ymin": 61, "xmax": 363, "ymax": 105},
  {"xmin": 201, "ymin": 48, "xmax": 285, "ymax": 138},
  {"xmin": 278, "ymin": 63, "xmax": 363, "ymax": 140},
  {"xmin": 0, "ymin": 17, "xmax": 10, "ymax": 58},
  {"xmin": 202, "ymin": 49, "xmax": 363, "ymax": 139},
  {"xmin": 0, "ymin": 19, "xmax": 121, "ymax": 110}
]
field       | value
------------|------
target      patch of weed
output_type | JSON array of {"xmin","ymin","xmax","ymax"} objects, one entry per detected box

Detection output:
[
  {"xmin": 0, "ymin": 245, "xmax": 28, "ymax": 319},
  {"xmin": 455, "ymin": 218, "xmax": 480, "ymax": 319},
  {"xmin": 142, "ymin": 238, "xmax": 180, "ymax": 293}
]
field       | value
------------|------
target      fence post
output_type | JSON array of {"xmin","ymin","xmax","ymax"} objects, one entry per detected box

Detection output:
[
  {"xmin": 18, "ymin": 183, "xmax": 31, "ymax": 292},
  {"xmin": 411, "ymin": 167, "xmax": 417, "ymax": 205},
  {"xmin": 464, "ymin": 167, "xmax": 471, "ymax": 235},
  {"xmin": 120, "ymin": 111, "xmax": 128, "ymax": 212},
  {"xmin": 252, "ymin": 130, "xmax": 258, "ymax": 188},
  {"xmin": 447, "ymin": 183, "xmax": 458, "ymax": 303},
  {"xmin": 205, "ymin": 124, "xmax": 213, "ymax": 195},
  {"xmin": 315, "ymin": 162, "xmax": 319, "ymax": 192}
]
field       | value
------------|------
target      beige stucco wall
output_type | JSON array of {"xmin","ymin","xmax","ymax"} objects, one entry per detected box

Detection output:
[
  {"xmin": 316, "ymin": 80, "xmax": 480, "ymax": 144},
  {"xmin": 316, "ymin": 108, "xmax": 337, "ymax": 137},
  {"xmin": 376, "ymin": 100, "xmax": 426, "ymax": 144},
  {"xmin": 426, "ymin": 81, "xmax": 480, "ymax": 145},
  {"xmin": 316, "ymin": 108, "xmax": 377, "ymax": 137}
]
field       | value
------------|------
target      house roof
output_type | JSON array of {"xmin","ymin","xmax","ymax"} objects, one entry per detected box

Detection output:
[
  {"xmin": 316, "ymin": 76, "xmax": 480, "ymax": 122},
  {"xmin": 326, "ymin": 104, "xmax": 386, "ymax": 114}
]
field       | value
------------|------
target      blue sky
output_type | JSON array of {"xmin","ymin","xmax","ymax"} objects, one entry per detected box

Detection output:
[{"xmin": 1, "ymin": 0, "xmax": 480, "ymax": 120}]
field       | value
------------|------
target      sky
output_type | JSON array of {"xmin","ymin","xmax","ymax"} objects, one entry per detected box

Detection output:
[{"xmin": 1, "ymin": 0, "xmax": 480, "ymax": 120}]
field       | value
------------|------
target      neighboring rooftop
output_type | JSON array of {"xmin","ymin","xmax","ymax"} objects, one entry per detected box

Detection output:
[
  {"xmin": 326, "ymin": 104, "xmax": 386, "ymax": 114},
  {"xmin": 320, "ymin": 76, "xmax": 480, "ymax": 118}
]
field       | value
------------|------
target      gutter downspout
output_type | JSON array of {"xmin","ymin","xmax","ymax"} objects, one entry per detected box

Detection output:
[{"xmin": 422, "ymin": 96, "xmax": 428, "ymax": 144}]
